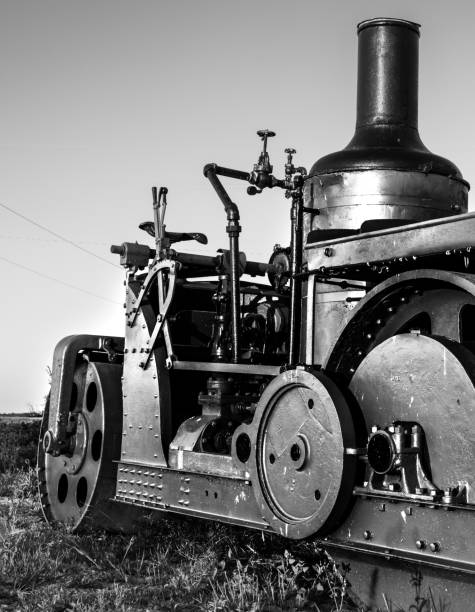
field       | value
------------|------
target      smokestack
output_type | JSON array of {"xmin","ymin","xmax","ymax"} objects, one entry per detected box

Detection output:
[
  {"xmin": 305, "ymin": 18, "xmax": 468, "ymax": 232},
  {"xmin": 354, "ymin": 19, "xmax": 420, "ymax": 144}
]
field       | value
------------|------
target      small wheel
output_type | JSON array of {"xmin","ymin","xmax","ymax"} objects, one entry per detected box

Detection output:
[
  {"xmin": 241, "ymin": 369, "xmax": 358, "ymax": 539},
  {"xmin": 38, "ymin": 360, "xmax": 140, "ymax": 531}
]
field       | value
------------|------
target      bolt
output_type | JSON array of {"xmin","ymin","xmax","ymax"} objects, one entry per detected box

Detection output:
[
  {"xmin": 416, "ymin": 540, "xmax": 426, "ymax": 550},
  {"xmin": 363, "ymin": 530, "xmax": 372, "ymax": 540},
  {"xmin": 430, "ymin": 542, "xmax": 440, "ymax": 553},
  {"xmin": 388, "ymin": 483, "xmax": 400, "ymax": 492},
  {"xmin": 378, "ymin": 503, "xmax": 386, "ymax": 512},
  {"xmin": 324, "ymin": 247, "xmax": 334, "ymax": 257}
]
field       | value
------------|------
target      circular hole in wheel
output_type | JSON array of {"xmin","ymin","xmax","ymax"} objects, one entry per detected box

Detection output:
[
  {"xmin": 76, "ymin": 477, "xmax": 88, "ymax": 507},
  {"xmin": 236, "ymin": 433, "xmax": 251, "ymax": 463},
  {"xmin": 91, "ymin": 430, "xmax": 103, "ymax": 461},
  {"xmin": 57, "ymin": 474, "xmax": 68, "ymax": 503},
  {"xmin": 290, "ymin": 443, "xmax": 301, "ymax": 461},
  {"xmin": 315, "ymin": 489, "xmax": 321, "ymax": 501},
  {"xmin": 269, "ymin": 453, "xmax": 276, "ymax": 464},
  {"xmin": 86, "ymin": 382, "xmax": 97, "ymax": 412},
  {"xmin": 69, "ymin": 383, "xmax": 78, "ymax": 412},
  {"xmin": 308, "ymin": 398, "xmax": 314, "ymax": 410}
]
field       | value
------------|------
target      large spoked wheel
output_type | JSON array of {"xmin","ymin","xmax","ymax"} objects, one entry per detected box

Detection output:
[
  {"xmin": 325, "ymin": 271, "xmax": 475, "ymax": 494},
  {"xmin": 38, "ymin": 360, "xmax": 135, "ymax": 531},
  {"xmin": 326, "ymin": 272, "xmax": 475, "ymax": 379}
]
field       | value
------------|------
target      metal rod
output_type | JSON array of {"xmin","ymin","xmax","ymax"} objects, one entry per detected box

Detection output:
[{"xmin": 288, "ymin": 188, "xmax": 303, "ymax": 365}]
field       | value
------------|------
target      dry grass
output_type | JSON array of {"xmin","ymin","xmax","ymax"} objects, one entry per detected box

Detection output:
[
  {"xmin": 0, "ymin": 421, "xmax": 447, "ymax": 612},
  {"xmin": 0, "ymin": 468, "xmax": 357, "ymax": 611}
]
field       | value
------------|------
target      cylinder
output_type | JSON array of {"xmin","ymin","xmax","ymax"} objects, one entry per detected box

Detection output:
[{"xmin": 356, "ymin": 18, "xmax": 419, "ymax": 133}]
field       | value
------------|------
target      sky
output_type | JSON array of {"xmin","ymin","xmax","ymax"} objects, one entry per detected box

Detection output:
[{"xmin": 1, "ymin": 0, "xmax": 475, "ymax": 412}]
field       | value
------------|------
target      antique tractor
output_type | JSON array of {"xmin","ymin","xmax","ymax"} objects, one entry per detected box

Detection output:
[{"xmin": 38, "ymin": 18, "xmax": 475, "ymax": 608}]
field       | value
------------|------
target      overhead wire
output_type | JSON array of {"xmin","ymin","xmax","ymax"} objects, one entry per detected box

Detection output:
[
  {"xmin": 0, "ymin": 255, "xmax": 121, "ymax": 305},
  {"xmin": 0, "ymin": 201, "xmax": 120, "ymax": 268}
]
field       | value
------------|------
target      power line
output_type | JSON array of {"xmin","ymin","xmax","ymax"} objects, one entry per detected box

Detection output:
[
  {"xmin": 0, "ymin": 234, "xmax": 110, "ymax": 246},
  {"xmin": 0, "ymin": 255, "xmax": 121, "ymax": 305},
  {"xmin": 0, "ymin": 201, "xmax": 119, "ymax": 268}
]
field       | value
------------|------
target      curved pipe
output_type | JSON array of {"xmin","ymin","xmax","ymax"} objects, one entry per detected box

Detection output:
[{"xmin": 204, "ymin": 163, "xmax": 251, "ymax": 363}]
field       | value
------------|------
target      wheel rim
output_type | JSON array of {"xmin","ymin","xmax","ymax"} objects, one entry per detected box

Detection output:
[
  {"xmin": 237, "ymin": 369, "xmax": 358, "ymax": 539},
  {"xmin": 38, "ymin": 361, "xmax": 122, "ymax": 530},
  {"xmin": 326, "ymin": 276, "xmax": 475, "ymax": 381}
]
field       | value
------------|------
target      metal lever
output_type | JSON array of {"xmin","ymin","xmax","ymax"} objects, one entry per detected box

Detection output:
[{"xmin": 152, "ymin": 186, "xmax": 168, "ymax": 252}]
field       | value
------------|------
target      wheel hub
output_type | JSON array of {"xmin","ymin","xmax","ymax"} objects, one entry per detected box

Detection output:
[{"xmin": 38, "ymin": 360, "xmax": 123, "ymax": 530}]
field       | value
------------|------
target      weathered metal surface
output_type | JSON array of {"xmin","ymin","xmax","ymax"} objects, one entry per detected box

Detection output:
[
  {"xmin": 305, "ymin": 18, "xmax": 468, "ymax": 233},
  {"xmin": 306, "ymin": 211, "xmax": 475, "ymax": 272},
  {"xmin": 329, "ymin": 534, "xmax": 475, "ymax": 610},
  {"xmin": 303, "ymin": 170, "xmax": 467, "ymax": 236},
  {"xmin": 121, "ymin": 280, "xmax": 171, "ymax": 467},
  {"xmin": 350, "ymin": 333, "xmax": 475, "ymax": 501},
  {"xmin": 326, "ymin": 498, "xmax": 475, "ymax": 585},
  {"xmin": 323, "ymin": 269, "xmax": 475, "ymax": 373},
  {"xmin": 46, "ymin": 334, "xmax": 123, "ymax": 453},
  {"xmin": 39, "ymin": 361, "xmax": 129, "ymax": 530},
  {"xmin": 236, "ymin": 369, "xmax": 357, "ymax": 539},
  {"xmin": 305, "ymin": 282, "xmax": 365, "ymax": 366},
  {"xmin": 172, "ymin": 360, "xmax": 280, "ymax": 375},
  {"xmin": 114, "ymin": 461, "xmax": 268, "ymax": 530}
]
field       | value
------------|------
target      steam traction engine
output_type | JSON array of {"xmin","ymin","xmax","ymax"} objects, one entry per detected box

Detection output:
[{"xmin": 38, "ymin": 19, "xmax": 475, "ymax": 608}]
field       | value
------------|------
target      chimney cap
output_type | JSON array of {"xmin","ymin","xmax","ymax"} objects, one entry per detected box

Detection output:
[{"xmin": 357, "ymin": 18, "xmax": 420, "ymax": 35}]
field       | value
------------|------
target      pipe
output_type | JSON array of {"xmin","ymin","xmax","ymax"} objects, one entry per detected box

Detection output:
[
  {"xmin": 288, "ymin": 185, "xmax": 304, "ymax": 364},
  {"xmin": 204, "ymin": 163, "xmax": 247, "ymax": 363}
]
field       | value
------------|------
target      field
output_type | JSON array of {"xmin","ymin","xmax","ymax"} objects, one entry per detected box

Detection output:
[{"xmin": 0, "ymin": 418, "xmax": 442, "ymax": 611}]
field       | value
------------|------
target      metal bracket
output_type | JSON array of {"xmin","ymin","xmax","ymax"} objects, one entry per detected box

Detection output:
[{"xmin": 44, "ymin": 334, "xmax": 124, "ymax": 456}]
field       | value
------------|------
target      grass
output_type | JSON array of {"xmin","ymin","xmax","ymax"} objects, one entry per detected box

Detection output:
[
  {"xmin": 0, "ymin": 418, "xmax": 40, "ymax": 472},
  {"xmin": 0, "ymin": 468, "xmax": 355, "ymax": 611},
  {"xmin": 0, "ymin": 420, "xmax": 448, "ymax": 612}
]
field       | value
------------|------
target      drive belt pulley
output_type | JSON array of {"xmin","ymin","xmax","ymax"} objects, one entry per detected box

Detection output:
[{"xmin": 233, "ymin": 368, "xmax": 358, "ymax": 539}]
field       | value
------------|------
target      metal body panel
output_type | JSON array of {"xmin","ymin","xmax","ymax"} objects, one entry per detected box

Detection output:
[
  {"xmin": 306, "ymin": 211, "xmax": 475, "ymax": 272},
  {"xmin": 329, "ymin": 536, "xmax": 475, "ymax": 610},
  {"xmin": 114, "ymin": 461, "xmax": 268, "ymax": 530},
  {"xmin": 309, "ymin": 283, "xmax": 365, "ymax": 366},
  {"xmin": 121, "ymin": 282, "xmax": 171, "ymax": 467},
  {"xmin": 327, "ymin": 497, "xmax": 475, "ymax": 577},
  {"xmin": 303, "ymin": 170, "xmax": 467, "ymax": 234}
]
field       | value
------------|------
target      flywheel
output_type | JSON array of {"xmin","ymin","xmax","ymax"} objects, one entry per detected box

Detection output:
[
  {"xmin": 234, "ymin": 369, "xmax": 358, "ymax": 539},
  {"xmin": 38, "ymin": 360, "xmax": 139, "ymax": 531}
]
